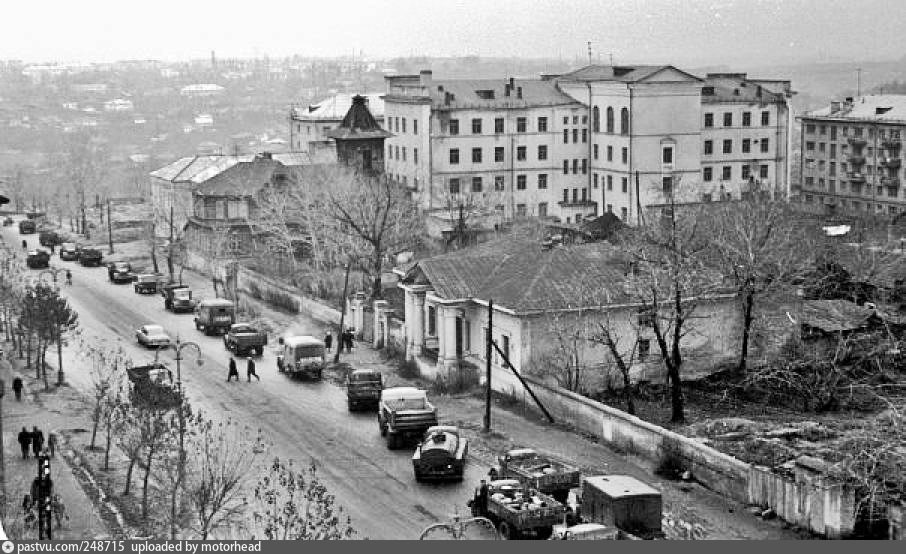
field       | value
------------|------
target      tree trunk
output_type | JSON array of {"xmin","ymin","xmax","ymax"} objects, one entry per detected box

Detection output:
[
  {"xmin": 667, "ymin": 360, "xmax": 685, "ymax": 423},
  {"xmin": 600, "ymin": 327, "xmax": 636, "ymax": 415},
  {"xmin": 41, "ymin": 344, "xmax": 49, "ymax": 390},
  {"xmin": 371, "ymin": 256, "xmax": 383, "ymax": 300},
  {"xmin": 737, "ymin": 290, "xmax": 755, "ymax": 374},
  {"xmin": 142, "ymin": 444, "xmax": 156, "ymax": 517},
  {"xmin": 56, "ymin": 329, "xmax": 64, "ymax": 385},
  {"xmin": 90, "ymin": 397, "xmax": 103, "ymax": 449},
  {"xmin": 124, "ymin": 458, "xmax": 136, "ymax": 495},
  {"xmin": 104, "ymin": 421, "xmax": 113, "ymax": 470}
]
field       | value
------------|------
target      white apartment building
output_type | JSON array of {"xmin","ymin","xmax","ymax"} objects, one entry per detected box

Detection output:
[{"xmin": 289, "ymin": 92, "xmax": 385, "ymax": 152}]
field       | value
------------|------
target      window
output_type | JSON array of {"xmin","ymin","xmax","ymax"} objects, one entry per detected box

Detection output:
[
  {"xmin": 830, "ymin": 144, "xmax": 836, "ymax": 157},
  {"xmin": 607, "ymin": 175, "xmax": 613, "ymax": 190},
  {"xmin": 723, "ymin": 112, "xmax": 732, "ymax": 127},
  {"xmin": 402, "ymin": 147, "xmax": 407, "ymax": 161},
  {"xmin": 830, "ymin": 126, "xmax": 836, "ymax": 140},
  {"xmin": 516, "ymin": 175, "xmax": 527, "ymax": 190},
  {"xmin": 761, "ymin": 111, "xmax": 770, "ymax": 126},
  {"xmin": 704, "ymin": 140, "xmax": 713, "ymax": 155},
  {"xmin": 593, "ymin": 144, "xmax": 599, "ymax": 159},
  {"xmin": 704, "ymin": 113, "xmax": 714, "ymax": 127},
  {"xmin": 620, "ymin": 108, "xmax": 629, "ymax": 135},
  {"xmin": 563, "ymin": 189, "xmax": 568, "ymax": 203},
  {"xmin": 703, "ymin": 167, "xmax": 713, "ymax": 181},
  {"xmin": 516, "ymin": 117, "xmax": 526, "ymax": 132},
  {"xmin": 563, "ymin": 129, "xmax": 569, "ymax": 143},
  {"xmin": 607, "ymin": 204, "xmax": 613, "ymax": 212},
  {"xmin": 537, "ymin": 117, "xmax": 548, "ymax": 132},
  {"xmin": 563, "ymin": 116, "xmax": 569, "ymax": 125},
  {"xmin": 582, "ymin": 188, "xmax": 588, "ymax": 201},
  {"xmin": 819, "ymin": 142, "xmax": 826, "ymax": 152},
  {"xmin": 414, "ymin": 148, "xmax": 418, "ymax": 164},
  {"xmin": 494, "ymin": 118, "xmax": 504, "ymax": 134},
  {"xmin": 472, "ymin": 148, "xmax": 482, "ymax": 163},
  {"xmin": 607, "ymin": 145, "xmax": 613, "ymax": 161},
  {"xmin": 582, "ymin": 129, "xmax": 588, "ymax": 143},
  {"xmin": 572, "ymin": 159, "xmax": 578, "ymax": 174},
  {"xmin": 593, "ymin": 106, "xmax": 600, "ymax": 132},
  {"xmin": 517, "ymin": 146, "xmax": 526, "ymax": 161},
  {"xmin": 538, "ymin": 174, "xmax": 548, "ymax": 189},
  {"xmin": 538, "ymin": 202, "xmax": 547, "ymax": 217},
  {"xmin": 572, "ymin": 188, "xmax": 578, "ymax": 203},
  {"xmin": 594, "ymin": 173, "xmax": 599, "ymax": 188},
  {"xmin": 806, "ymin": 123, "xmax": 815, "ymax": 134},
  {"xmin": 402, "ymin": 118, "xmax": 407, "ymax": 133},
  {"xmin": 662, "ymin": 176, "xmax": 673, "ymax": 195},
  {"xmin": 722, "ymin": 166, "xmax": 731, "ymax": 180},
  {"xmin": 395, "ymin": 145, "xmax": 400, "ymax": 160},
  {"xmin": 637, "ymin": 338, "xmax": 651, "ymax": 360},
  {"xmin": 606, "ymin": 107, "xmax": 614, "ymax": 133},
  {"xmin": 428, "ymin": 306, "xmax": 436, "ymax": 335},
  {"xmin": 742, "ymin": 112, "xmax": 751, "ymax": 126},
  {"xmin": 572, "ymin": 128, "xmax": 578, "ymax": 143},
  {"xmin": 413, "ymin": 120, "xmax": 418, "ymax": 135},
  {"xmin": 621, "ymin": 147, "xmax": 628, "ymax": 164},
  {"xmin": 621, "ymin": 177, "xmax": 628, "ymax": 193},
  {"xmin": 472, "ymin": 118, "xmax": 482, "ymax": 134},
  {"xmin": 448, "ymin": 178, "xmax": 460, "ymax": 194},
  {"xmin": 662, "ymin": 146, "xmax": 673, "ymax": 164},
  {"xmin": 819, "ymin": 125, "xmax": 826, "ymax": 135},
  {"xmin": 449, "ymin": 148, "xmax": 459, "ymax": 164},
  {"xmin": 538, "ymin": 145, "xmax": 548, "ymax": 160},
  {"xmin": 620, "ymin": 207, "xmax": 628, "ymax": 221},
  {"xmin": 760, "ymin": 138, "xmax": 769, "ymax": 153},
  {"xmin": 489, "ymin": 175, "xmax": 503, "ymax": 191},
  {"xmin": 830, "ymin": 161, "xmax": 836, "ymax": 176},
  {"xmin": 760, "ymin": 164, "xmax": 768, "ymax": 179},
  {"xmin": 449, "ymin": 119, "xmax": 459, "ymax": 135},
  {"xmin": 471, "ymin": 177, "xmax": 482, "ymax": 193},
  {"xmin": 563, "ymin": 160, "xmax": 569, "ymax": 174},
  {"xmin": 582, "ymin": 159, "xmax": 588, "ymax": 174},
  {"xmin": 573, "ymin": 115, "xmax": 579, "ymax": 124},
  {"xmin": 742, "ymin": 139, "xmax": 751, "ymax": 153},
  {"xmin": 495, "ymin": 147, "xmax": 504, "ymax": 162},
  {"xmin": 806, "ymin": 141, "xmax": 815, "ymax": 151},
  {"xmin": 742, "ymin": 165, "xmax": 751, "ymax": 179},
  {"xmin": 723, "ymin": 139, "xmax": 732, "ymax": 154}
]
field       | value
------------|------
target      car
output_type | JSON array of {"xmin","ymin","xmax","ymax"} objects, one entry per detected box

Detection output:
[
  {"xmin": 135, "ymin": 324, "xmax": 172, "ymax": 349},
  {"xmin": 78, "ymin": 247, "xmax": 103, "ymax": 267},
  {"xmin": 18, "ymin": 220, "xmax": 36, "ymax": 234},
  {"xmin": 26, "ymin": 249, "xmax": 51, "ymax": 269},
  {"xmin": 59, "ymin": 242, "xmax": 80, "ymax": 261},
  {"xmin": 108, "ymin": 261, "xmax": 137, "ymax": 283}
]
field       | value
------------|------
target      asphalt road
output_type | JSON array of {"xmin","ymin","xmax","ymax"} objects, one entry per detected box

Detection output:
[{"xmin": 7, "ymin": 225, "xmax": 486, "ymax": 539}]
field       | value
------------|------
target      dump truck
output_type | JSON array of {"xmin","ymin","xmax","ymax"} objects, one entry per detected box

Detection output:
[
  {"xmin": 573, "ymin": 475, "xmax": 664, "ymax": 540},
  {"xmin": 193, "ymin": 298, "xmax": 235, "ymax": 335},
  {"xmin": 223, "ymin": 323, "xmax": 268, "ymax": 356},
  {"xmin": 133, "ymin": 273, "xmax": 163, "ymax": 294},
  {"xmin": 488, "ymin": 448, "xmax": 581, "ymax": 503},
  {"xmin": 163, "ymin": 285, "xmax": 196, "ymax": 313},
  {"xmin": 26, "ymin": 249, "xmax": 50, "ymax": 269},
  {"xmin": 346, "ymin": 369, "xmax": 383, "ymax": 411},
  {"xmin": 377, "ymin": 387, "xmax": 438, "ymax": 449},
  {"xmin": 276, "ymin": 335, "xmax": 325, "ymax": 379},
  {"xmin": 125, "ymin": 363, "xmax": 181, "ymax": 410},
  {"xmin": 468, "ymin": 479, "xmax": 566, "ymax": 540}
]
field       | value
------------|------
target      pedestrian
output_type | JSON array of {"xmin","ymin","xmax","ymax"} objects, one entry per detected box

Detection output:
[
  {"xmin": 21, "ymin": 239, "xmax": 26, "ymax": 250},
  {"xmin": 324, "ymin": 332, "xmax": 333, "ymax": 353},
  {"xmin": 18, "ymin": 427, "xmax": 31, "ymax": 459},
  {"xmin": 12, "ymin": 376, "xmax": 23, "ymax": 401},
  {"xmin": 478, "ymin": 479, "xmax": 489, "ymax": 517},
  {"xmin": 49, "ymin": 243, "xmax": 55, "ymax": 254},
  {"xmin": 247, "ymin": 356, "xmax": 259, "ymax": 382},
  {"xmin": 48, "ymin": 432, "xmax": 58, "ymax": 458},
  {"xmin": 31, "ymin": 426, "xmax": 44, "ymax": 458},
  {"xmin": 345, "ymin": 330, "xmax": 354, "ymax": 353},
  {"xmin": 227, "ymin": 357, "xmax": 239, "ymax": 382}
]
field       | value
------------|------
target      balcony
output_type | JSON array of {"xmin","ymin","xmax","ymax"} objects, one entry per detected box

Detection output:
[
  {"xmin": 847, "ymin": 172, "xmax": 866, "ymax": 183},
  {"xmin": 558, "ymin": 199, "xmax": 598, "ymax": 208},
  {"xmin": 848, "ymin": 137, "xmax": 867, "ymax": 147},
  {"xmin": 881, "ymin": 157, "xmax": 901, "ymax": 169},
  {"xmin": 881, "ymin": 176, "xmax": 901, "ymax": 188},
  {"xmin": 882, "ymin": 137, "xmax": 902, "ymax": 149},
  {"xmin": 847, "ymin": 154, "xmax": 865, "ymax": 165}
]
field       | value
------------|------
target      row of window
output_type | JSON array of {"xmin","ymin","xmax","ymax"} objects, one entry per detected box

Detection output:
[
  {"xmin": 563, "ymin": 127, "xmax": 588, "ymax": 144},
  {"xmin": 802, "ymin": 194, "xmax": 902, "ymax": 215},
  {"xmin": 703, "ymin": 138, "xmax": 770, "ymax": 155},
  {"xmin": 389, "ymin": 116, "xmax": 417, "ymax": 135},
  {"xmin": 448, "ymin": 174, "xmax": 550, "ymax": 194},
  {"xmin": 805, "ymin": 142, "xmax": 899, "ymax": 158},
  {"xmin": 447, "ymin": 116, "xmax": 550, "ymax": 135},
  {"xmin": 388, "ymin": 145, "xmax": 418, "ymax": 163},
  {"xmin": 803, "ymin": 177, "xmax": 902, "ymax": 197},
  {"xmin": 447, "ymin": 145, "xmax": 551, "ymax": 164},
  {"xmin": 805, "ymin": 123, "xmax": 902, "ymax": 140},
  {"xmin": 804, "ymin": 159, "xmax": 898, "ymax": 177},
  {"xmin": 591, "ymin": 106, "xmax": 629, "ymax": 135},
  {"xmin": 704, "ymin": 110, "xmax": 771, "ymax": 128},
  {"xmin": 703, "ymin": 164, "xmax": 770, "ymax": 182}
]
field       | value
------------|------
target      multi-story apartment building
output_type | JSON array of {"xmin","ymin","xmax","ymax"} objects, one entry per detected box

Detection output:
[
  {"xmin": 799, "ymin": 95, "xmax": 906, "ymax": 216},
  {"xmin": 289, "ymin": 92, "xmax": 384, "ymax": 151},
  {"xmin": 384, "ymin": 66, "xmax": 793, "ymax": 228}
]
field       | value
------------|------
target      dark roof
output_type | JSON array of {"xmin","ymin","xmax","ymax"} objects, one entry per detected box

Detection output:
[
  {"xmin": 325, "ymin": 94, "xmax": 392, "ymax": 141},
  {"xmin": 701, "ymin": 74, "xmax": 786, "ymax": 104},
  {"xmin": 193, "ymin": 157, "xmax": 286, "ymax": 196},
  {"xmin": 581, "ymin": 213, "xmax": 627, "ymax": 241},
  {"xmin": 388, "ymin": 78, "xmax": 582, "ymax": 110},
  {"xmin": 798, "ymin": 299, "xmax": 875, "ymax": 332},
  {"xmin": 403, "ymin": 238, "xmax": 632, "ymax": 313},
  {"xmin": 558, "ymin": 64, "xmax": 701, "ymax": 83}
]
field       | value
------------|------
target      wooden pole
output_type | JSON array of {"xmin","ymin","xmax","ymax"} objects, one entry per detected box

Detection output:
[
  {"xmin": 333, "ymin": 262, "xmax": 351, "ymax": 364},
  {"xmin": 484, "ymin": 299, "xmax": 492, "ymax": 432},
  {"xmin": 107, "ymin": 200, "xmax": 114, "ymax": 254}
]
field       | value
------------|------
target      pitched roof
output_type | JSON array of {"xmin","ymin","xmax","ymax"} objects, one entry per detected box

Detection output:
[
  {"xmin": 806, "ymin": 94, "xmax": 906, "ymax": 124},
  {"xmin": 389, "ymin": 78, "xmax": 582, "ymax": 110},
  {"xmin": 293, "ymin": 92, "xmax": 385, "ymax": 120},
  {"xmin": 404, "ymin": 238, "xmax": 631, "ymax": 313},
  {"xmin": 193, "ymin": 158, "xmax": 283, "ymax": 195},
  {"xmin": 557, "ymin": 64, "xmax": 701, "ymax": 84},
  {"xmin": 325, "ymin": 94, "xmax": 393, "ymax": 140},
  {"xmin": 701, "ymin": 73, "xmax": 787, "ymax": 104},
  {"xmin": 150, "ymin": 152, "xmax": 334, "ymax": 187},
  {"xmin": 798, "ymin": 299, "xmax": 875, "ymax": 332}
]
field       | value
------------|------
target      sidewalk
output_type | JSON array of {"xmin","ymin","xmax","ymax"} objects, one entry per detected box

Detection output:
[{"xmin": 0, "ymin": 350, "xmax": 110, "ymax": 540}]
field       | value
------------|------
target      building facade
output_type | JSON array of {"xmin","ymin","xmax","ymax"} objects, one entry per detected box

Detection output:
[
  {"xmin": 798, "ymin": 95, "xmax": 906, "ymax": 216},
  {"xmin": 383, "ymin": 66, "xmax": 793, "ymax": 229},
  {"xmin": 289, "ymin": 92, "xmax": 385, "ymax": 151}
]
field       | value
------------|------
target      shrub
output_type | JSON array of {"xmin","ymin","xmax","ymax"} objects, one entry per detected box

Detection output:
[
  {"xmin": 655, "ymin": 437, "xmax": 687, "ymax": 479},
  {"xmin": 431, "ymin": 362, "xmax": 480, "ymax": 395},
  {"xmin": 397, "ymin": 359, "xmax": 420, "ymax": 379}
]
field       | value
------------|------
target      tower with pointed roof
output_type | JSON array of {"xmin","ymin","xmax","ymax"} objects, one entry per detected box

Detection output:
[{"xmin": 325, "ymin": 94, "xmax": 392, "ymax": 174}]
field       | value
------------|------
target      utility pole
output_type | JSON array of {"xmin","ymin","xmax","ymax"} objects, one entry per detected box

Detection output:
[
  {"xmin": 107, "ymin": 200, "xmax": 114, "ymax": 254},
  {"xmin": 484, "ymin": 300, "xmax": 492, "ymax": 433},
  {"xmin": 334, "ymin": 261, "xmax": 352, "ymax": 364},
  {"xmin": 168, "ymin": 205, "xmax": 174, "ymax": 283},
  {"xmin": 0, "ymin": 379, "xmax": 5, "ymax": 496},
  {"xmin": 587, "ymin": 41, "xmax": 592, "ymax": 65},
  {"xmin": 857, "ymin": 68, "xmax": 862, "ymax": 98}
]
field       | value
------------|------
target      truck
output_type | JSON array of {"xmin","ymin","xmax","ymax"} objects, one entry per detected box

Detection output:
[
  {"xmin": 572, "ymin": 475, "xmax": 664, "ymax": 540},
  {"xmin": 222, "ymin": 323, "xmax": 268, "ymax": 356},
  {"xmin": 133, "ymin": 273, "xmax": 163, "ymax": 294},
  {"xmin": 488, "ymin": 448, "xmax": 581, "ymax": 503},
  {"xmin": 468, "ymin": 479, "xmax": 566, "ymax": 540},
  {"xmin": 276, "ymin": 335, "xmax": 325, "ymax": 379},
  {"xmin": 377, "ymin": 387, "xmax": 438, "ymax": 450},
  {"xmin": 108, "ymin": 261, "xmax": 137, "ymax": 283},
  {"xmin": 38, "ymin": 230, "xmax": 60, "ymax": 247},
  {"xmin": 125, "ymin": 363, "xmax": 181, "ymax": 410},
  {"xmin": 18, "ymin": 220, "xmax": 36, "ymax": 234},
  {"xmin": 26, "ymin": 249, "xmax": 50, "ymax": 269},
  {"xmin": 59, "ymin": 242, "xmax": 81, "ymax": 261},
  {"xmin": 193, "ymin": 298, "xmax": 235, "ymax": 335},
  {"xmin": 412, "ymin": 425, "xmax": 468, "ymax": 482},
  {"xmin": 78, "ymin": 247, "xmax": 103, "ymax": 267},
  {"xmin": 163, "ymin": 285, "xmax": 196, "ymax": 313},
  {"xmin": 345, "ymin": 369, "xmax": 383, "ymax": 411}
]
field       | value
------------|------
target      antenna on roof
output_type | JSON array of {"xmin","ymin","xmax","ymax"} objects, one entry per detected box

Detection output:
[
  {"xmin": 857, "ymin": 67, "xmax": 862, "ymax": 97},
  {"xmin": 587, "ymin": 41, "xmax": 592, "ymax": 65}
]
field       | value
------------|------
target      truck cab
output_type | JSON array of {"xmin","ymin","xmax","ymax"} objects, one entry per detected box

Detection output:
[
  {"xmin": 194, "ymin": 298, "xmax": 236, "ymax": 335},
  {"xmin": 276, "ymin": 336, "xmax": 325, "ymax": 379},
  {"xmin": 346, "ymin": 369, "xmax": 383, "ymax": 411}
]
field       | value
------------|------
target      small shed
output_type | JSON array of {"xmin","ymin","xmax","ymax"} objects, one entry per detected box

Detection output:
[{"xmin": 580, "ymin": 475, "xmax": 662, "ymax": 535}]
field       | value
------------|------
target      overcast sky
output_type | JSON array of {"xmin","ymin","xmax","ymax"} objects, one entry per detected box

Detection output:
[{"xmin": 2, "ymin": 0, "xmax": 903, "ymax": 67}]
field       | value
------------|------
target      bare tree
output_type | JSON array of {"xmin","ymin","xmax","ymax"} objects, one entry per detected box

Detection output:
[
  {"xmin": 437, "ymin": 191, "xmax": 495, "ymax": 251},
  {"xmin": 102, "ymin": 389, "xmax": 128, "ymax": 470},
  {"xmin": 588, "ymin": 312, "xmax": 641, "ymax": 416},
  {"xmin": 138, "ymin": 406, "xmax": 179, "ymax": 519},
  {"xmin": 80, "ymin": 340, "xmax": 127, "ymax": 449},
  {"xmin": 116, "ymin": 404, "xmax": 146, "ymax": 496},
  {"xmin": 528, "ymin": 311, "xmax": 591, "ymax": 393},
  {"xmin": 51, "ymin": 131, "xmax": 108, "ymax": 237}
]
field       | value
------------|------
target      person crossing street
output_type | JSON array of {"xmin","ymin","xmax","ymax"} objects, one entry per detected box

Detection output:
[
  {"xmin": 247, "ymin": 356, "xmax": 259, "ymax": 382},
  {"xmin": 227, "ymin": 357, "xmax": 240, "ymax": 382}
]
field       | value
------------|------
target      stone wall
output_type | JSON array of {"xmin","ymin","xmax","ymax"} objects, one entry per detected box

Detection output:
[{"xmin": 234, "ymin": 265, "xmax": 342, "ymax": 324}]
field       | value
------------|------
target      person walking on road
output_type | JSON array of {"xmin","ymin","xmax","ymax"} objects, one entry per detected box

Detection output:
[
  {"xmin": 246, "ymin": 356, "xmax": 259, "ymax": 382},
  {"xmin": 48, "ymin": 432, "xmax": 58, "ymax": 458},
  {"xmin": 31, "ymin": 426, "xmax": 45, "ymax": 457},
  {"xmin": 227, "ymin": 357, "xmax": 240, "ymax": 382},
  {"xmin": 12, "ymin": 376, "xmax": 23, "ymax": 401},
  {"xmin": 18, "ymin": 427, "xmax": 32, "ymax": 459},
  {"xmin": 65, "ymin": 269, "xmax": 72, "ymax": 286},
  {"xmin": 324, "ymin": 332, "xmax": 333, "ymax": 353}
]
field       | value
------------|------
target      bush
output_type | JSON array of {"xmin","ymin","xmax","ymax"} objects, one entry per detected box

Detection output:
[
  {"xmin": 431, "ymin": 362, "xmax": 480, "ymax": 395},
  {"xmin": 397, "ymin": 359, "xmax": 420, "ymax": 379},
  {"xmin": 655, "ymin": 437, "xmax": 687, "ymax": 480}
]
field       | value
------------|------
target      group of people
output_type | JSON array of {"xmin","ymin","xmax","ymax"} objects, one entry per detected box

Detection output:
[
  {"xmin": 324, "ymin": 329, "xmax": 355, "ymax": 353},
  {"xmin": 17, "ymin": 426, "xmax": 57, "ymax": 459},
  {"xmin": 227, "ymin": 355, "xmax": 259, "ymax": 382}
]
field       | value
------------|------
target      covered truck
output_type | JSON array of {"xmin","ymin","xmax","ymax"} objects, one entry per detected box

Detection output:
[
  {"xmin": 574, "ymin": 475, "xmax": 664, "ymax": 540},
  {"xmin": 223, "ymin": 323, "xmax": 268, "ymax": 356},
  {"xmin": 469, "ymin": 479, "xmax": 566, "ymax": 540},
  {"xmin": 489, "ymin": 448, "xmax": 581, "ymax": 503},
  {"xmin": 346, "ymin": 369, "xmax": 383, "ymax": 411},
  {"xmin": 26, "ymin": 249, "xmax": 50, "ymax": 269},
  {"xmin": 134, "ymin": 273, "xmax": 164, "ymax": 294},
  {"xmin": 125, "ymin": 363, "xmax": 181, "ymax": 409},
  {"xmin": 377, "ymin": 387, "xmax": 438, "ymax": 449},
  {"xmin": 276, "ymin": 335, "xmax": 325, "ymax": 379},
  {"xmin": 412, "ymin": 425, "xmax": 468, "ymax": 482},
  {"xmin": 194, "ymin": 298, "xmax": 235, "ymax": 335},
  {"xmin": 163, "ymin": 284, "xmax": 196, "ymax": 313}
]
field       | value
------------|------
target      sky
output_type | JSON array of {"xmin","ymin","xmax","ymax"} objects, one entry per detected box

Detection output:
[{"xmin": 1, "ymin": 0, "xmax": 904, "ymax": 68}]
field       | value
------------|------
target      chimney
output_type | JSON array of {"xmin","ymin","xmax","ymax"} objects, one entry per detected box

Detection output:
[
  {"xmin": 756, "ymin": 85, "xmax": 762, "ymax": 98},
  {"xmin": 845, "ymin": 96, "xmax": 854, "ymax": 104},
  {"xmin": 444, "ymin": 92, "xmax": 451, "ymax": 106},
  {"xmin": 516, "ymin": 86, "xmax": 523, "ymax": 99},
  {"xmin": 504, "ymin": 84, "xmax": 511, "ymax": 97},
  {"xmin": 509, "ymin": 77, "xmax": 515, "ymax": 89},
  {"xmin": 419, "ymin": 69, "xmax": 433, "ymax": 86},
  {"xmin": 830, "ymin": 101, "xmax": 841, "ymax": 112}
]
